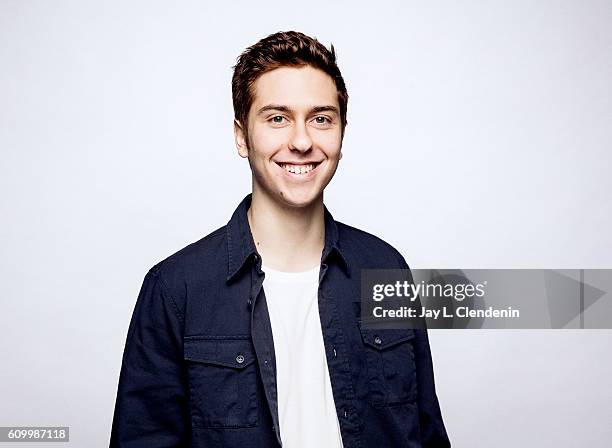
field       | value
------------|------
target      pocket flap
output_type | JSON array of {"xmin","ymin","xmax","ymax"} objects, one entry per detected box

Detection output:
[
  {"xmin": 359, "ymin": 328, "xmax": 415, "ymax": 350},
  {"xmin": 184, "ymin": 337, "xmax": 256, "ymax": 369}
]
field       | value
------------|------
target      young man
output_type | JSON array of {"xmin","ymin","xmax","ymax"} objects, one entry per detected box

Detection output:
[{"xmin": 110, "ymin": 31, "xmax": 450, "ymax": 448}]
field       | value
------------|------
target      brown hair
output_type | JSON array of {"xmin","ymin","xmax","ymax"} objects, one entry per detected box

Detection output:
[{"xmin": 232, "ymin": 31, "xmax": 348, "ymax": 139}]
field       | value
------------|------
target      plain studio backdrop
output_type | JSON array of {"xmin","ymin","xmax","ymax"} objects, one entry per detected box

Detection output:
[{"xmin": 1, "ymin": 1, "xmax": 611, "ymax": 446}]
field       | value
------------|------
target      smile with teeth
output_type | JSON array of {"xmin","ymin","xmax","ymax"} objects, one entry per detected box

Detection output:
[{"xmin": 278, "ymin": 162, "xmax": 320, "ymax": 175}]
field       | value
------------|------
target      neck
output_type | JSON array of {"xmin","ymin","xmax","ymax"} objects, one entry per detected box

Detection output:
[{"xmin": 247, "ymin": 189, "xmax": 325, "ymax": 273}]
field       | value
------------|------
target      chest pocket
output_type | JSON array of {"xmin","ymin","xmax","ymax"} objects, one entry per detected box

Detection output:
[
  {"xmin": 359, "ymin": 327, "xmax": 417, "ymax": 407},
  {"xmin": 183, "ymin": 336, "xmax": 258, "ymax": 428}
]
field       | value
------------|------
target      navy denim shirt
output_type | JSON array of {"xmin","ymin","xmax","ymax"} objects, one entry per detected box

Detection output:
[{"xmin": 110, "ymin": 194, "xmax": 450, "ymax": 447}]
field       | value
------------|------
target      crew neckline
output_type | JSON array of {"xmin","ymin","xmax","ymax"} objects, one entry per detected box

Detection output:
[{"xmin": 262, "ymin": 264, "xmax": 320, "ymax": 281}]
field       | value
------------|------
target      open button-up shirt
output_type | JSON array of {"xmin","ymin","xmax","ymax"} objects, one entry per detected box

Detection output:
[{"xmin": 110, "ymin": 193, "xmax": 451, "ymax": 447}]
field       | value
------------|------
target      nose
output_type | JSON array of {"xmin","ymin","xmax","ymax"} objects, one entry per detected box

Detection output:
[{"xmin": 288, "ymin": 121, "xmax": 313, "ymax": 153}]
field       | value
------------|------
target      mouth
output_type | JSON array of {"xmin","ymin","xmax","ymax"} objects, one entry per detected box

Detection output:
[{"xmin": 274, "ymin": 161, "xmax": 323, "ymax": 177}]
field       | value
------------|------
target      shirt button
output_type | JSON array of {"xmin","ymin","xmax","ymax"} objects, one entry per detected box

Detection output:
[
  {"xmin": 236, "ymin": 354, "xmax": 245, "ymax": 364},
  {"xmin": 374, "ymin": 336, "xmax": 382, "ymax": 345}
]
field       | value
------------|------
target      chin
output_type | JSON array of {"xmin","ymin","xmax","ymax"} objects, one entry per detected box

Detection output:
[{"xmin": 276, "ymin": 188, "xmax": 321, "ymax": 208}]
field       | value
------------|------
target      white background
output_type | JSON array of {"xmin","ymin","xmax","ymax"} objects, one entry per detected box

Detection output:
[{"xmin": 1, "ymin": 1, "xmax": 611, "ymax": 446}]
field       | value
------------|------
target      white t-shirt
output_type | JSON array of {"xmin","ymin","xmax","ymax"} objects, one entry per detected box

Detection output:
[{"xmin": 262, "ymin": 264, "xmax": 344, "ymax": 448}]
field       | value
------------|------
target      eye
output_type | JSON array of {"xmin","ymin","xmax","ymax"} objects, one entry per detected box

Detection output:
[
  {"xmin": 313, "ymin": 116, "xmax": 332, "ymax": 125},
  {"xmin": 270, "ymin": 115, "xmax": 286, "ymax": 124}
]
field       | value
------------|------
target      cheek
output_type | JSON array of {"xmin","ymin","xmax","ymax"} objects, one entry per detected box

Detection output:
[
  {"xmin": 315, "ymin": 132, "xmax": 342, "ymax": 158},
  {"xmin": 250, "ymin": 126, "xmax": 286, "ymax": 154}
]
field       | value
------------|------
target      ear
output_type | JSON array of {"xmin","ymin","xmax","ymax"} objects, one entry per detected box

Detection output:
[
  {"xmin": 234, "ymin": 119, "xmax": 249, "ymax": 158},
  {"xmin": 339, "ymin": 151, "xmax": 343, "ymax": 161}
]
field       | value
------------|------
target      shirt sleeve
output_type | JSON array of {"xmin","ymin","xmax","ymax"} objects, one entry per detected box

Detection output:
[
  {"xmin": 110, "ymin": 267, "xmax": 190, "ymax": 447},
  {"xmin": 393, "ymin": 250, "xmax": 451, "ymax": 447}
]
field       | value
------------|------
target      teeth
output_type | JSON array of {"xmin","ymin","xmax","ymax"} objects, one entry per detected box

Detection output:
[{"xmin": 280, "ymin": 163, "xmax": 316, "ymax": 174}]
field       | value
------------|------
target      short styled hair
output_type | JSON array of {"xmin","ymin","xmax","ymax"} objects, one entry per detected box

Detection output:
[{"xmin": 232, "ymin": 31, "xmax": 349, "ymax": 137}]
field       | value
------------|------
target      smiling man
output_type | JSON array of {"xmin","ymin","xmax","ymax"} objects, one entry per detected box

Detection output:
[{"xmin": 110, "ymin": 31, "xmax": 450, "ymax": 448}]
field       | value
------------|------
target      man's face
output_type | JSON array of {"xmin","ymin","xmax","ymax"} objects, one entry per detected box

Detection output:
[{"xmin": 235, "ymin": 65, "xmax": 343, "ymax": 208}]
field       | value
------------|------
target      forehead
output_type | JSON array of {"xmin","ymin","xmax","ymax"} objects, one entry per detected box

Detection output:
[{"xmin": 250, "ymin": 65, "xmax": 339, "ymax": 110}]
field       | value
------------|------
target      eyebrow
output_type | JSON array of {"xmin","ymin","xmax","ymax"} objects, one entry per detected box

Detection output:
[{"xmin": 256, "ymin": 104, "xmax": 340, "ymax": 116}]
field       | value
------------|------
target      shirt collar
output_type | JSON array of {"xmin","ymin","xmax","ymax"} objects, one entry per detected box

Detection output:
[{"xmin": 226, "ymin": 193, "xmax": 350, "ymax": 283}]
